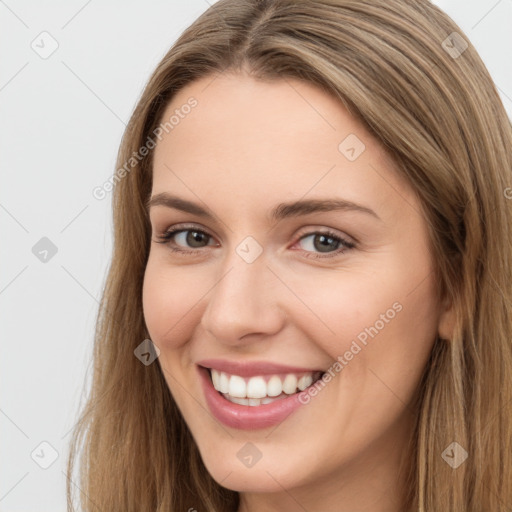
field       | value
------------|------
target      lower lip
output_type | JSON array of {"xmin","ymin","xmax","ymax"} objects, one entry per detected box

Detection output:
[{"xmin": 198, "ymin": 366, "xmax": 310, "ymax": 430}]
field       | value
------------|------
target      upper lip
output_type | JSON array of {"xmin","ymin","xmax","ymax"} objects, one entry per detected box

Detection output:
[{"xmin": 197, "ymin": 358, "xmax": 325, "ymax": 377}]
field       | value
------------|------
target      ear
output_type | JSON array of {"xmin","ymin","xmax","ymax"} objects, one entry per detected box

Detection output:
[{"xmin": 437, "ymin": 294, "xmax": 456, "ymax": 341}]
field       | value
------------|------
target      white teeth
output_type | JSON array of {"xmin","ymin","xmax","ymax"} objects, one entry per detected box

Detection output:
[
  {"xmin": 211, "ymin": 369, "xmax": 220, "ymax": 390},
  {"xmin": 282, "ymin": 374, "xmax": 298, "ymax": 394},
  {"xmin": 246, "ymin": 376, "xmax": 267, "ymax": 398},
  {"xmin": 228, "ymin": 375, "xmax": 246, "ymax": 398},
  {"xmin": 222, "ymin": 394, "xmax": 288, "ymax": 406},
  {"xmin": 298, "ymin": 374, "xmax": 313, "ymax": 391},
  {"xmin": 229, "ymin": 396, "xmax": 247, "ymax": 405},
  {"xmin": 267, "ymin": 375, "xmax": 282, "ymax": 397},
  {"xmin": 210, "ymin": 368, "xmax": 320, "ymax": 401},
  {"xmin": 219, "ymin": 372, "xmax": 229, "ymax": 394}
]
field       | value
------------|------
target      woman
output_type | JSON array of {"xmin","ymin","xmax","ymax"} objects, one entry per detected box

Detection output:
[{"xmin": 67, "ymin": 1, "xmax": 512, "ymax": 510}]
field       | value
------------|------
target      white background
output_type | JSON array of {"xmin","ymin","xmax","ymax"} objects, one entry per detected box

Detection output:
[{"xmin": 1, "ymin": 1, "xmax": 511, "ymax": 510}]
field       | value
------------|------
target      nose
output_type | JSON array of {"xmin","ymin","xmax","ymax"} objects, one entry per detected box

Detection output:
[{"xmin": 199, "ymin": 249, "xmax": 287, "ymax": 347}]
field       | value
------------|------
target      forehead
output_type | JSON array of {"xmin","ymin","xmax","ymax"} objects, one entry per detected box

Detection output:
[
  {"xmin": 156, "ymin": 72, "xmax": 368, "ymax": 163},
  {"xmin": 151, "ymin": 73, "xmax": 415, "ymax": 224}
]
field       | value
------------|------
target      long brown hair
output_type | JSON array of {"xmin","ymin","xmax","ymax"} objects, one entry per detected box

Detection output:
[{"xmin": 66, "ymin": 1, "xmax": 512, "ymax": 510}]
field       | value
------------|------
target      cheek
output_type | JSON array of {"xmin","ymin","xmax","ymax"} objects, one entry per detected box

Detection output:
[
  {"xmin": 288, "ymin": 263, "xmax": 438, "ymax": 376},
  {"xmin": 284, "ymin": 268, "xmax": 400, "ymax": 357},
  {"xmin": 142, "ymin": 257, "xmax": 203, "ymax": 348}
]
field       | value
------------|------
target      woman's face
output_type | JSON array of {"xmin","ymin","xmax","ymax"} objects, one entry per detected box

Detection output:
[{"xmin": 142, "ymin": 72, "xmax": 453, "ymax": 506}]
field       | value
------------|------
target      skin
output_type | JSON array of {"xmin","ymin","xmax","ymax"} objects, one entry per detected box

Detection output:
[{"xmin": 142, "ymin": 71, "xmax": 454, "ymax": 512}]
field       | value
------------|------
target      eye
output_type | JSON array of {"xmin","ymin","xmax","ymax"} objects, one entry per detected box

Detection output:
[
  {"xmin": 154, "ymin": 225, "xmax": 217, "ymax": 254},
  {"xmin": 293, "ymin": 229, "xmax": 355, "ymax": 259},
  {"xmin": 154, "ymin": 224, "xmax": 356, "ymax": 259}
]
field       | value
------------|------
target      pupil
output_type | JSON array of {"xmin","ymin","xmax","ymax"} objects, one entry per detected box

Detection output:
[
  {"xmin": 187, "ymin": 231, "xmax": 207, "ymax": 247},
  {"xmin": 315, "ymin": 234, "xmax": 338, "ymax": 253}
]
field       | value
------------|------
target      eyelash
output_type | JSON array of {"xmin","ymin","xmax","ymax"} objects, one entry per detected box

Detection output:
[{"xmin": 154, "ymin": 224, "xmax": 356, "ymax": 259}]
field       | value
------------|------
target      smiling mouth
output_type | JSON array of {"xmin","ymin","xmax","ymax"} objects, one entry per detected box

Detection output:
[{"xmin": 206, "ymin": 367, "xmax": 325, "ymax": 406}]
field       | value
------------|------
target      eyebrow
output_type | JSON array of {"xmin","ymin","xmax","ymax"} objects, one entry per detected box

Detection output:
[{"xmin": 146, "ymin": 192, "xmax": 381, "ymax": 223}]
